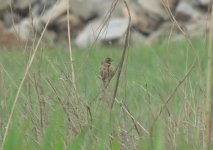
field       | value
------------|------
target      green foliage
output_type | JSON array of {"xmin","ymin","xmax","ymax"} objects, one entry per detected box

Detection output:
[{"xmin": 0, "ymin": 38, "xmax": 210, "ymax": 150}]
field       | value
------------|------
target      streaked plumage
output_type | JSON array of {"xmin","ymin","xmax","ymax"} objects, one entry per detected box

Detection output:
[{"xmin": 99, "ymin": 57, "xmax": 114, "ymax": 88}]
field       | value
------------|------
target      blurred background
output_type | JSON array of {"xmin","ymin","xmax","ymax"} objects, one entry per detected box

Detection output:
[
  {"xmin": 0, "ymin": 0, "xmax": 211, "ymax": 48},
  {"xmin": 1, "ymin": 1, "xmax": 213, "ymax": 150}
]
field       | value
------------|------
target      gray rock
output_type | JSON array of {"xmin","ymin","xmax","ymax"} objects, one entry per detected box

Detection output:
[
  {"xmin": 69, "ymin": 0, "xmax": 124, "ymax": 20},
  {"xmin": 151, "ymin": 17, "xmax": 209, "ymax": 43},
  {"xmin": 137, "ymin": 0, "xmax": 179, "ymax": 19},
  {"xmin": 70, "ymin": 0, "xmax": 103, "ymax": 19},
  {"xmin": 0, "ymin": 0, "xmax": 10, "ymax": 11},
  {"xmin": 41, "ymin": 0, "xmax": 68, "ymax": 24},
  {"xmin": 130, "ymin": 29, "xmax": 146, "ymax": 44},
  {"xmin": 43, "ymin": 30, "xmax": 57, "ymax": 44},
  {"xmin": 145, "ymin": 29, "xmax": 163, "ymax": 44},
  {"xmin": 122, "ymin": 1, "xmax": 163, "ymax": 35},
  {"xmin": 2, "ymin": 11, "xmax": 21, "ymax": 27},
  {"xmin": 56, "ymin": 15, "xmax": 82, "ymax": 30},
  {"xmin": 55, "ymin": 14, "xmax": 83, "ymax": 37},
  {"xmin": 0, "ymin": 21, "xmax": 5, "ymax": 31},
  {"xmin": 32, "ymin": 0, "xmax": 57, "ymax": 15},
  {"xmin": 75, "ymin": 18, "xmax": 129, "ymax": 47},
  {"xmin": 13, "ymin": 0, "xmax": 36, "ymax": 10},
  {"xmin": 133, "ymin": 11, "xmax": 162, "ymax": 35},
  {"xmin": 185, "ymin": 18, "xmax": 209, "ymax": 37},
  {"xmin": 0, "ymin": 0, "xmax": 10, "ymax": 19},
  {"xmin": 40, "ymin": 0, "xmax": 57, "ymax": 8},
  {"xmin": 175, "ymin": 1, "xmax": 201, "ymax": 21},
  {"xmin": 199, "ymin": 0, "xmax": 211, "ymax": 6},
  {"xmin": 11, "ymin": 17, "xmax": 42, "ymax": 41}
]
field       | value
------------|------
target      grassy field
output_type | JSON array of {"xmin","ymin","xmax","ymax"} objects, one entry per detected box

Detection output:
[{"xmin": 0, "ymin": 38, "xmax": 212, "ymax": 150}]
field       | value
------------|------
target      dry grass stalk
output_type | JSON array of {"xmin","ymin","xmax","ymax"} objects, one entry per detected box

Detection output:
[
  {"xmin": 45, "ymin": 78, "xmax": 78, "ymax": 135},
  {"xmin": 115, "ymin": 98, "xmax": 150, "ymax": 135},
  {"xmin": 203, "ymin": 3, "xmax": 213, "ymax": 150},
  {"xmin": 77, "ymin": 0, "xmax": 119, "ymax": 77},
  {"xmin": 161, "ymin": 0, "xmax": 201, "ymax": 70},
  {"xmin": 110, "ymin": 0, "xmax": 131, "ymax": 111},
  {"xmin": 66, "ymin": 0, "xmax": 76, "ymax": 90},
  {"xmin": 0, "ymin": 2, "xmax": 60, "ymax": 149},
  {"xmin": 152, "ymin": 61, "xmax": 195, "ymax": 126},
  {"xmin": 34, "ymin": 73, "xmax": 46, "ymax": 136}
]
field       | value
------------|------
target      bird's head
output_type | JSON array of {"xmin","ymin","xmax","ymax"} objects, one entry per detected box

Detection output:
[{"xmin": 105, "ymin": 57, "xmax": 112, "ymax": 65}]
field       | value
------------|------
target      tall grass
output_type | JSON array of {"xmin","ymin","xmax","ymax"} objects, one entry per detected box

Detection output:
[
  {"xmin": 0, "ymin": 38, "xmax": 211, "ymax": 149},
  {"xmin": 0, "ymin": 0, "xmax": 212, "ymax": 149}
]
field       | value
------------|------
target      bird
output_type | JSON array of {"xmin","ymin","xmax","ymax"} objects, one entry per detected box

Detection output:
[{"xmin": 99, "ymin": 57, "xmax": 114, "ymax": 88}]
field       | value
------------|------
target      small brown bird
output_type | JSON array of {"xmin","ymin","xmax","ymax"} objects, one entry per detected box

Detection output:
[{"xmin": 99, "ymin": 57, "xmax": 114, "ymax": 88}]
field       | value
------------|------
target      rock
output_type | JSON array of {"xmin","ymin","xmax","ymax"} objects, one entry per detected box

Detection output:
[
  {"xmin": 137, "ymin": 0, "xmax": 179, "ymax": 19},
  {"xmin": 161, "ymin": 0, "xmax": 179, "ymax": 10},
  {"xmin": 0, "ymin": 21, "xmax": 5, "ymax": 31},
  {"xmin": 0, "ymin": 0, "xmax": 10, "ymax": 11},
  {"xmin": 175, "ymin": 1, "xmax": 201, "ymax": 21},
  {"xmin": 121, "ymin": 5, "xmax": 138, "ymax": 25},
  {"xmin": 32, "ymin": 0, "xmax": 57, "ymax": 15},
  {"xmin": 146, "ymin": 30, "xmax": 162, "ymax": 44},
  {"xmin": 54, "ymin": 14, "xmax": 83, "ymax": 40},
  {"xmin": 0, "ymin": 31, "xmax": 26, "ymax": 47},
  {"xmin": 40, "ymin": 0, "xmax": 57, "ymax": 9},
  {"xmin": 56, "ymin": 15, "xmax": 82, "ymax": 30},
  {"xmin": 185, "ymin": 18, "xmax": 209, "ymax": 37},
  {"xmin": 150, "ymin": 17, "xmax": 209, "ymax": 43},
  {"xmin": 75, "ymin": 18, "xmax": 129, "ymax": 48},
  {"xmin": 98, "ymin": 18, "xmax": 129, "ymax": 40},
  {"xmin": 0, "ymin": 0, "xmax": 207, "ymax": 47},
  {"xmin": 49, "ymin": 14, "xmax": 83, "ymax": 43},
  {"xmin": 11, "ymin": 17, "xmax": 42, "ymax": 42},
  {"xmin": 13, "ymin": 0, "xmax": 36, "ymax": 10},
  {"xmin": 0, "ymin": 1, "xmax": 10, "ymax": 19},
  {"xmin": 41, "ymin": 0, "xmax": 68, "ymax": 24},
  {"xmin": 2, "ymin": 10, "xmax": 21, "ymax": 27},
  {"xmin": 130, "ymin": 29, "xmax": 146, "ymax": 44},
  {"xmin": 199, "ymin": 0, "xmax": 211, "ymax": 6},
  {"xmin": 138, "ymin": 0, "xmax": 165, "ymax": 16},
  {"xmin": 122, "ymin": 1, "xmax": 163, "ymax": 35},
  {"xmin": 143, "ymin": 21, "xmax": 182, "ymax": 44},
  {"xmin": 69, "ymin": 0, "xmax": 124, "ymax": 20},
  {"xmin": 161, "ymin": 21, "xmax": 183, "ymax": 34},
  {"xmin": 43, "ymin": 30, "xmax": 57, "ymax": 44},
  {"xmin": 31, "ymin": 3, "xmax": 42, "ymax": 16},
  {"xmin": 70, "ymin": 0, "xmax": 103, "ymax": 19},
  {"xmin": 133, "ymin": 12, "xmax": 162, "ymax": 35}
]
